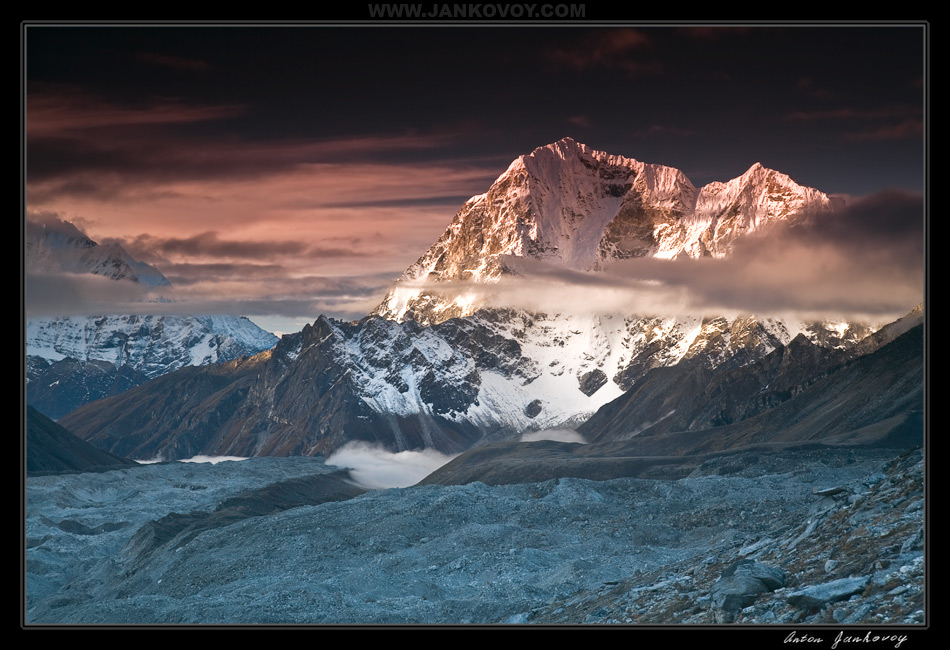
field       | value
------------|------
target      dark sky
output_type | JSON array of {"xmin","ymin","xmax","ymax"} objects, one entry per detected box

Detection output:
[{"xmin": 24, "ymin": 22, "xmax": 927, "ymax": 330}]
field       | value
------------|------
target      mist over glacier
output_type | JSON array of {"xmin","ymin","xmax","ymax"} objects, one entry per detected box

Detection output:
[{"xmin": 326, "ymin": 442, "xmax": 458, "ymax": 489}]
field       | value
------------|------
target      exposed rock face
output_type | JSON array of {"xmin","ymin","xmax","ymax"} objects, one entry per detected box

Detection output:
[
  {"xmin": 787, "ymin": 576, "xmax": 870, "ymax": 610},
  {"xmin": 578, "ymin": 369, "xmax": 608, "ymax": 396},
  {"xmin": 60, "ymin": 317, "xmax": 488, "ymax": 459},
  {"xmin": 526, "ymin": 448, "xmax": 924, "ymax": 625},
  {"xmin": 711, "ymin": 560, "xmax": 787, "ymax": 621},
  {"xmin": 26, "ymin": 357, "xmax": 149, "ymax": 421},
  {"xmin": 578, "ymin": 320, "xmax": 923, "ymax": 447}
]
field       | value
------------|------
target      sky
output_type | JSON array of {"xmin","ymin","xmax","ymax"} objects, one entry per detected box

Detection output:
[{"xmin": 23, "ymin": 21, "xmax": 927, "ymax": 333}]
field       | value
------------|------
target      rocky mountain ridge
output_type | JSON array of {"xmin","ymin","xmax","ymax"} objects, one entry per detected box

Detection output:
[{"xmin": 58, "ymin": 305, "xmax": 916, "ymax": 461}]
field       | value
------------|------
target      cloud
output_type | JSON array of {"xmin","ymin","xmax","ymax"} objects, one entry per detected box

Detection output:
[
  {"xmin": 842, "ymin": 120, "xmax": 923, "ymax": 142},
  {"xmin": 676, "ymin": 26, "xmax": 755, "ymax": 41},
  {"xmin": 632, "ymin": 124, "xmax": 695, "ymax": 138},
  {"xmin": 135, "ymin": 52, "xmax": 212, "ymax": 72},
  {"xmin": 178, "ymin": 455, "xmax": 247, "ymax": 464},
  {"xmin": 27, "ymin": 84, "xmax": 243, "ymax": 137},
  {"xmin": 567, "ymin": 115, "xmax": 592, "ymax": 129},
  {"xmin": 25, "ymin": 93, "xmax": 502, "ymax": 313},
  {"xmin": 27, "ymin": 86, "xmax": 473, "ymax": 192},
  {"xmin": 109, "ymin": 232, "xmax": 315, "ymax": 261},
  {"xmin": 546, "ymin": 29, "xmax": 660, "ymax": 76},
  {"xmin": 25, "ymin": 271, "xmax": 154, "ymax": 317},
  {"xmin": 783, "ymin": 105, "xmax": 923, "ymax": 142},
  {"xmin": 784, "ymin": 106, "xmax": 919, "ymax": 122},
  {"xmin": 794, "ymin": 76, "xmax": 838, "ymax": 101},
  {"xmin": 325, "ymin": 442, "xmax": 458, "ymax": 489}
]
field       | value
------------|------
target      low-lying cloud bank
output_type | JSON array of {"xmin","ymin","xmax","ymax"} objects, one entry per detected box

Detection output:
[
  {"xmin": 325, "ymin": 442, "xmax": 459, "ymax": 490},
  {"xmin": 26, "ymin": 190, "xmax": 923, "ymax": 325}
]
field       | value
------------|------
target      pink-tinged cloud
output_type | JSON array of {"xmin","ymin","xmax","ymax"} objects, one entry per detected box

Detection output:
[
  {"xmin": 567, "ymin": 115, "xmax": 592, "ymax": 129},
  {"xmin": 27, "ymin": 85, "xmax": 244, "ymax": 136},
  {"xmin": 27, "ymin": 117, "xmax": 503, "ymax": 309}
]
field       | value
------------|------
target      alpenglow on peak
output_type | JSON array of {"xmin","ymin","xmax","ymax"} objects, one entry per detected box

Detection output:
[{"xmin": 374, "ymin": 138, "xmax": 838, "ymax": 324}]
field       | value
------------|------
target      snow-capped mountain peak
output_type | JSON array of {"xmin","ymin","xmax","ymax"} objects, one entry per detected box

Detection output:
[
  {"xmin": 374, "ymin": 139, "xmax": 837, "ymax": 324},
  {"xmin": 26, "ymin": 217, "xmax": 171, "ymax": 287}
]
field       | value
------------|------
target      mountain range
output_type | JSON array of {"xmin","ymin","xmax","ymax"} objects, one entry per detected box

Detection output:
[{"xmin": 54, "ymin": 139, "xmax": 923, "ymax": 462}]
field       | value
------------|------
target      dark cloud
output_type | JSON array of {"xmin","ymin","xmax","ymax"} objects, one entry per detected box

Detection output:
[
  {"xmin": 675, "ymin": 27, "xmax": 755, "ymax": 41},
  {"xmin": 135, "ymin": 52, "xmax": 212, "ymax": 72},
  {"xmin": 112, "ymin": 232, "xmax": 311, "ymax": 261},
  {"xmin": 634, "ymin": 191, "xmax": 923, "ymax": 318},
  {"xmin": 795, "ymin": 76, "xmax": 838, "ymax": 101},
  {"xmin": 783, "ymin": 105, "xmax": 923, "ymax": 143},
  {"xmin": 160, "ymin": 263, "xmax": 291, "ymax": 284},
  {"xmin": 784, "ymin": 106, "xmax": 920, "ymax": 122},
  {"xmin": 27, "ymin": 84, "xmax": 243, "ymax": 136},
  {"xmin": 26, "ymin": 86, "xmax": 461, "ymax": 189},
  {"xmin": 164, "ymin": 267, "xmax": 388, "ymax": 295},
  {"xmin": 546, "ymin": 29, "xmax": 660, "ymax": 76},
  {"xmin": 842, "ymin": 120, "xmax": 924, "ymax": 142},
  {"xmin": 632, "ymin": 124, "xmax": 695, "ymax": 139}
]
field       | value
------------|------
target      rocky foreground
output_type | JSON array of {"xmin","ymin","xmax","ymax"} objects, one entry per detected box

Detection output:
[
  {"xmin": 527, "ymin": 448, "xmax": 925, "ymax": 626},
  {"xmin": 25, "ymin": 444, "xmax": 924, "ymax": 628}
]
